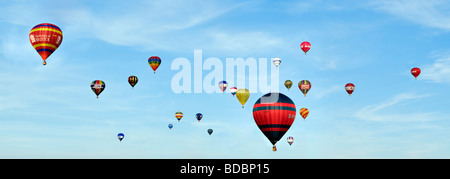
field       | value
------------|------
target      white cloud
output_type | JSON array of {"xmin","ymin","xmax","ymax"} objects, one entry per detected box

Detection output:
[
  {"xmin": 354, "ymin": 93, "xmax": 436, "ymax": 122},
  {"xmin": 373, "ymin": 0, "xmax": 450, "ymax": 30},
  {"xmin": 421, "ymin": 58, "xmax": 450, "ymax": 84}
]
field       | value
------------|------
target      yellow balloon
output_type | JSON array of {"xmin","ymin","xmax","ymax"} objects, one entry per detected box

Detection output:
[{"xmin": 236, "ymin": 88, "xmax": 250, "ymax": 108}]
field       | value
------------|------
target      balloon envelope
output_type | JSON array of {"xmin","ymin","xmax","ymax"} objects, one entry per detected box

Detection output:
[
  {"xmin": 148, "ymin": 56, "xmax": 161, "ymax": 73},
  {"xmin": 299, "ymin": 108, "xmax": 309, "ymax": 120},
  {"xmin": 272, "ymin": 58, "xmax": 281, "ymax": 67},
  {"xmin": 300, "ymin": 41, "xmax": 311, "ymax": 55},
  {"xmin": 345, "ymin": 83, "xmax": 355, "ymax": 96},
  {"xmin": 118, "ymin": 133, "xmax": 124, "ymax": 142},
  {"xmin": 91, "ymin": 80, "xmax": 105, "ymax": 98},
  {"xmin": 230, "ymin": 87, "xmax": 237, "ymax": 96},
  {"xmin": 411, "ymin": 67, "xmax": 421, "ymax": 79},
  {"xmin": 168, "ymin": 124, "xmax": 173, "ymax": 130},
  {"xmin": 196, "ymin": 113, "xmax": 203, "ymax": 122},
  {"xmin": 29, "ymin": 23, "xmax": 63, "ymax": 65},
  {"xmin": 207, "ymin": 129, "xmax": 213, "ymax": 135},
  {"xmin": 219, "ymin": 81, "xmax": 228, "ymax": 92},
  {"xmin": 175, "ymin": 111, "xmax": 183, "ymax": 121},
  {"xmin": 284, "ymin": 80, "xmax": 293, "ymax": 91},
  {"xmin": 236, "ymin": 89, "xmax": 250, "ymax": 108},
  {"xmin": 128, "ymin": 76, "xmax": 138, "ymax": 88},
  {"xmin": 287, "ymin": 136, "xmax": 294, "ymax": 145},
  {"xmin": 253, "ymin": 92, "xmax": 296, "ymax": 150},
  {"xmin": 298, "ymin": 80, "xmax": 311, "ymax": 97}
]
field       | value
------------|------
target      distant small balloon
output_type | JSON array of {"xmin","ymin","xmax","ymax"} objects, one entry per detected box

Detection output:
[
  {"xmin": 128, "ymin": 75, "xmax": 138, "ymax": 89},
  {"xmin": 117, "ymin": 133, "xmax": 124, "ymax": 142},
  {"xmin": 196, "ymin": 113, "xmax": 203, "ymax": 122},
  {"xmin": 287, "ymin": 136, "xmax": 294, "ymax": 145},
  {"xmin": 230, "ymin": 87, "xmax": 237, "ymax": 96},
  {"xmin": 411, "ymin": 67, "xmax": 421, "ymax": 79},
  {"xmin": 300, "ymin": 41, "xmax": 311, "ymax": 55},
  {"xmin": 298, "ymin": 80, "xmax": 311, "ymax": 97},
  {"xmin": 91, "ymin": 80, "xmax": 105, "ymax": 99},
  {"xmin": 284, "ymin": 80, "xmax": 293, "ymax": 91},
  {"xmin": 168, "ymin": 124, "xmax": 173, "ymax": 130},
  {"xmin": 207, "ymin": 129, "xmax": 213, "ymax": 135},
  {"xmin": 175, "ymin": 111, "xmax": 183, "ymax": 122},
  {"xmin": 236, "ymin": 88, "xmax": 250, "ymax": 108},
  {"xmin": 219, "ymin": 81, "xmax": 228, "ymax": 93},
  {"xmin": 345, "ymin": 83, "xmax": 355, "ymax": 96},
  {"xmin": 148, "ymin": 56, "xmax": 161, "ymax": 74},
  {"xmin": 272, "ymin": 58, "xmax": 281, "ymax": 67}
]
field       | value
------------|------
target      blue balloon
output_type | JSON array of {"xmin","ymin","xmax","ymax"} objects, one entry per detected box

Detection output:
[
  {"xmin": 117, "ymin": 133, "xmax": 124, "ymax": 142},
  {"xmin": 196, "ymin": 113, "xmax": 203, "ymax": 122},
  {"xmin": 168, "ymin": 124, "xmax": 173, "ymax": 130}
]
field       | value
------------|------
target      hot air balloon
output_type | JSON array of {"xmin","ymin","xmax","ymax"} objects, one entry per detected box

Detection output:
[
  {"xmin": 253, "ymin": 92, "xmax": 296, "ymax": 151},
  {"xmin": 236, "ymin": 88, "xmax": 250, "ymax": 108},
  {"xmin": 175, "ymin": 111, "xmax": 183, "ymax": 122},
  {"xmin": 128, "ymin": 75, "xmax": 138, "ymax": 89},
  {"xmin": 298, "ymin": 80, "xmax": 311, "ymax": 97},
  {"xmin": 118, "ymin": 133, "xmax": 124, "ymax": 142},
  {"xmin": 91, "ymin": 80, "xmax": 105, "ymax": 99},
  {"xmin": 300, "ymin": 41, "xmax": 311, "ymax": 55},
  {"xmin": 168, "ymin": 124, "xmax": 173, "ymax": 130},
  {"xmin": 299, "ymin": 108, "xmax": 309, "ymax": 121},
  {"xmin": 272, "ymin": 58, "xmax": 281, "ymax": 67},
  {"xmin": 287, "ymin": 136, "xmax": 294, "ymax": 145},
  {"xmin": 230, "ymin": 87, "xmax": 237, "ymax": 96},
  {"xmin": 196, "ymin": 113, "xmax": 203, "ymax": 122},
  {"xmin": 345, "ymin": 83, "xmax": 355, "ymax": 96},
  {"xmin": 148, "ymin": 56, "xmax": 161, "ymax": 74},
  {"xmin": 284, "ymin": 80, "xmax": 293, "ymax": 91},
  {"xmin": 29, "ymin": 23, "xmax": 63, "ymax": 65},
  {"xmin": 207, "ymin": 129, "xmax": 213, "ymax": 135},
  {"xmin": 411, "ymin": 67, "xmax": 421, "ymax": 79},
  {"xmin": 219, "ymin": 81, "xmax": 228, "ymax": 93}
]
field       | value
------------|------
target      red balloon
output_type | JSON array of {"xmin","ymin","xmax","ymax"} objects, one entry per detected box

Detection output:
[
  {"xmin": 253, "ymin": 93, "xmax": 296, "ymax": 151},
  {"xmin": 345, "ymin": 83, "xmax": 355, "ymax": 96},
  {"xmin": 411, "ymin": 67, "xmax": 421, "ymax": 79},
  {"xmin": 300, "ymin": 41, "xmax": 311, "ymax": 55},
  {"xmin": 29, "ymin": 23, "xmax": 63, "ymax": 65}
]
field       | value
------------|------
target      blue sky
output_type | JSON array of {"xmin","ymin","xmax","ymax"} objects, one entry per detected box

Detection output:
[{"xmin": 1, "ymin": 0, "xmax": 450, "ymax": 158}]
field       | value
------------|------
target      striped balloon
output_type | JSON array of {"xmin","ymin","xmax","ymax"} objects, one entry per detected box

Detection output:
[
  {"xmin": 284, "ymin": 80, "xmax": 293, "ymax": 91},
  {"xmin": 253, "ymin": 92, "xmax": 296, "ymax": 151},
  {"xmin": 148, "ymin": 56, "xmax": 161, "ymax": 74},
  {"xmin": 175, "ymin": 111, "xmax": 183, "ymax": 122},
  {"xmin": 299, "ymin": 108, "xmax": 309, "ymax": 120},
  {"xmin": 29, "ymin": 23, "xmax": 63, "ymax": 65},
  {"xmin": 287, "ymin": 136, "xmax": 294, "ymax": 145},
  {"xmin": 345, "ymin": 83, "xmax": 355, "ymax": 96},
  {"xmin": 90, "ymin": 80, "xmax": 105, "ymax": 99},
  {"xmin": 230, "ymin": 87, "xmax": 237, "ymax": 96},
  {"xmin": 128, "ymin": 75, "xmax": 138, "ymax": 88},
  {"xmin": 298, "ymin": 80, "xmax": 311, "ymax": 97}
]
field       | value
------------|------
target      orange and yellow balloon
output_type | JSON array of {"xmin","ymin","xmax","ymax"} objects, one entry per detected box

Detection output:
[{"xmin": 299, "ymin": 108, "xmax": 309, "ymax": 120}]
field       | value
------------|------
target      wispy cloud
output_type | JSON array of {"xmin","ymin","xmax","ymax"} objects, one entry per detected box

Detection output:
[
  {"xmin": 354, "ymin": 93, "xmax": 436, "ymax": 122},
  {"xmin": 421, "ymin": 58, "xmax": 450, "ymax": 84},
  {"xmin": 372, "ymin": 0, "xmax": 450, "ymax": 30}
]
